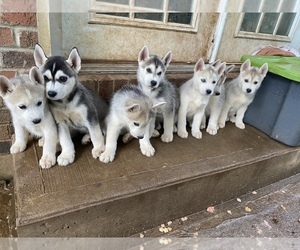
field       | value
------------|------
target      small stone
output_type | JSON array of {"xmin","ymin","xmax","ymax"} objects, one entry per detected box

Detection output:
[
  {"xmin": 237, "ymin": 198, "xmax": 242, "ymax": 202},
  {"xmin": 227, "ymin": 210, "xmax": 232, "ymax": 215},
  {"xmin": 245, "ymin": 206, "xmax": 252, "ymax": 212}
]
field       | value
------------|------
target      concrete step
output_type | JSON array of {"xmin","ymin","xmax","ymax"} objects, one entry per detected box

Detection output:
[{"xmin": 13, "ymin": 123, "xmax": 300, "ymax": 237}]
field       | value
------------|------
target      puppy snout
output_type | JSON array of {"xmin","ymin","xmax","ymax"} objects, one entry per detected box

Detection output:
[
  {"xmin": 206, "ymin": 89, "xmax": 212, "ymax": 95},
  {"xmin": 150, "ymin": 80, "xmax": 157, "ymax": 87},
  {"xmin": 48, "ymin": 91, "xmax": 57, "ymax": 98},
  {"xmin": 32, "ymin": 118, "xmax": 41, "ymax": 125},
  {"xmin": 246, "ymin": 88, "xmax": 252, "ymax": 93},
  {"xmin": 137, "ymin": 135, "xmax": 144, "ymax": 139}
]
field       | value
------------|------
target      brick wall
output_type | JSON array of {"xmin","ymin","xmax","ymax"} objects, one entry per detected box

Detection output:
[{"xmin": 0, "ymin": 1, "xmax": 38, "ymax": 151}]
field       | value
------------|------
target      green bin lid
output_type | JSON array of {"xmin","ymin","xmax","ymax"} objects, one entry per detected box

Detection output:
[{"xmin": 241, "ymin": 55, "xmax": 300, "ymax": 83}]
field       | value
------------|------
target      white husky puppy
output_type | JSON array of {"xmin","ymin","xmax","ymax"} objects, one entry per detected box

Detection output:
[
  {"xmin": 0, "ymin": 67, "xmax": 57, "ymax": 169},
  {"xmin": 100, "ymin": 85, "xmax": 165, "ymax": 163},
  {"xmin": 137, "ymin": 46, "xmax": 179, "ymax": 143},
  {"xmin": 34, "ymin": 44, "xmax": 108, "ymax": 166},
  {"xmin": 218, "ymin": 59, "xmax": 268, "ymax": 129},
  {"xmin": 201, "ymin": 62, "xmax": 235, "ymax": 135},
  {"xmin": 177, "ymin": 58, "xmax": 226, "ymax": 139}
]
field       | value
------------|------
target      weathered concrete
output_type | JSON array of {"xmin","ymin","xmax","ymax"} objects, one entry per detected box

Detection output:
[
  {"xmin": 13, "ymin": 123, "xmax": 300, "ymax": 237},
  {"xmin": 138, "ymin": 173, "xmax": 300, "ymax": 238},
  {"xmin": 0, "ymin": 153, "xmax": 13, "ymax": 181}
]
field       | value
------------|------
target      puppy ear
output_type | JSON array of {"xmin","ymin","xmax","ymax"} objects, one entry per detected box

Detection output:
[
  {"xmin": 194, "ymin": 58, "xmax": 205, "ymax": 72},
  {"xmin": 138, "ymin": 46, "xmax": 150, "ymax": 64},
  {"xmin": 216, "ymin": 62, "xmax": 226, "ymax": 76},
  {"xmin": 67, "ymin": 48, "xmax": 81, "ymax": 73},
  {"xmin": 0, "ymin": 76, "xmax": 15, "ymax": 97},
  {"xmin": 34, "ymin": 44, "xmax": 48, "ymax": 68},
  {"xmin": 240, "ymin": 59, "xmax": 251, "ymax": 72},
  {"xmin": 259, "ymin": 63, "xmax": 268, "ymax": 77},
  {"xmin": 162, "ymin": 51, "xmax": 172, "ymax": 68},
  {"xmin": 152, "ymin": 101, "xmax": 166, "ymax": 111},
  {"xmin": 29, "ymin": 66, "xmax": 44, "ymax": 86},
  {"xmin": 125, "ymin": 99, "xmax": 140, "ymax": 113},
  {"xmin": 211, "ymin": 59, "xmax": 221, "ymax": 68},
  {"xmin": 226, "ymin": 64, "xmax": 235, "ymax": 74}
]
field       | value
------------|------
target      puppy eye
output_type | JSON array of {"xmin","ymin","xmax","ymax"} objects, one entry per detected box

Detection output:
[
  {"xmin": 43, "ymin": 76, "xmax": 49, "ymax": 82},
  {"xmin": 134, "ymin": 122, "xmax": 140, "ymax": 127},
  {"xmin": 201, "ymin": 78, "xmax": 206, "ymax": 83},
  {"xmin": 244, "ymin": 79, "xmax": 249, "ymax": 83},
  {"xmin": 212, "ymin": 80, "xmax": 216, "ymax": 84},
  {"xmin": 254, "ymin": 81, "xmax": 258, "ymax": 85},
  {"xmin": 59, "ymin": 76, "xmax": 68, "ymax": 82},
  {"xmin": 157, "ymin": 72, "xmax": 162, "ymax": 76},
  {"xmin": 37, "ymin": 101, "xmax": 42, "ymax": 106},
  {"xmin": 19, "ymin": 105, "xmax": 27, "ymax": 110},
  {"xmin": 146, "ymin": 68, "xmax": 152, "ymax": 74}
]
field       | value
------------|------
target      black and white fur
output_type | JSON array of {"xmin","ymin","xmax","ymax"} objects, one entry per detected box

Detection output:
[
  {"xmin": 34, "ymin": 44, "xmax": 108, "ymax": 166},
  {"xmin": 137, "ymin": 46, "xmax": 180, "ymax": 143},
  {"xmin": 218, "ymin": 59, "xmax": 268, "ymax": 130},
  {"xmin": 100, "ymin": 85, "xmax": 165, "ymax": 163},
  {"xmin": 201, "ymin": 61, "xmax": 235, "ymax": 135},
  {"xmin": 0, "ymin": 67, "xmax": 58, "ymax": 169}
]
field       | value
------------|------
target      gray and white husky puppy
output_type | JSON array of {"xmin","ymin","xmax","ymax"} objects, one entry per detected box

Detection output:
[
  {"xmin": 0, "ymin": 67, "xmax": 58, "ymax": 169},
  {"xmin": 137, "ymin": 46, "xmax": 180, "ymax": 143},
  {"xmin": 177, "ymin": 58, "xmax": 226, "ymax": 139},
  {"xmin": 201, "ymin": 61, "xmax": 235, "ymax": 135},
  {"xmin": 34, "ymin": 44, "xmax": 108, "ymax": 166},
  {"xmin": 100, "ymin": 85, "xmax": 165, "ymax": 163},
  {"xmin": 218, "ymin": 59, "xmax": 268, "ymax": 130}
]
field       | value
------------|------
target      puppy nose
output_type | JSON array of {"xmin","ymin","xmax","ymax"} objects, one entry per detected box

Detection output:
[
  {"xmin": 32, "ymin": 119, "xmax": 41, "ymax": 124},
  {"xmin": 246, "ymin": 88, "xmax": 252, "ymax": 93},
  {"xmin": 206, "ymin": 89, "xmax": 212, "ymax": 95},
  {"xmin": 48, "ymin": 91, "xmax": 57, "ymax": 98},
  {"xmin": 150, "ymin": 80, "xmax": 157, "ymax": 87},
  {"xmin": 137, "ymin": 135, "xmax": 144, "ymax": 139}
]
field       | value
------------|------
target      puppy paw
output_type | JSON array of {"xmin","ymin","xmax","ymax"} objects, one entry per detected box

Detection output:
[
  {"xmin": 81, "ymin": 134, "xmax": 91, "ymax": 145},
  {"xmin": 39, "ymin": 154, "xmax": 56, "ymax": 169},
  {"xmin": 161, "ymin": 133, "xmax": 173, "ymax": 143},
  {"xmin": 92, "ymin": 145, "xmax": 105, "ymax": 159},
  {"xmin": 192, "ymin": 130, "xmax": 202, "ymax": 139},
  {"xmin": 173, "ymin": 125, "xmax": 178, "ymax": 133},
  {"xmin": 218, "ymin": 122, "xmax": 226, "ymax": 129},
  {"xmin": 206, "ymin": 125, "xmax": 218, "ymax": 135},
  {"xmin": 38, "ymin": 137, "xmax": 44, "ymax": 147},
  {"xmin": 177, "ymin": 130, "xmax": 188, "ymax": 138},
  {"xmin": 229, "ymin": 116, "xmax": 236, "ymax": 123},
  {"xmin": 100, "ymin": 150, "xmax": 115, "ymax": 163},
  {"xmin": 122, "ymin": 133, "xmax": 134, "ymax": 144},
  {"xmin": 140, "ymin": 144, "xmax": 155, "ymax": 157},
  {"xmin": 152, "ymin": 129, "xmax": 160, "ymax": 138},
  {"xmin": 200, "ymin": 123, "xmax": 206, "ymax": 130},
  {"xmin": 57, "ymin": 151, "xmax": 75, "ymax": 166},
  {"xmin": 235, "ymin": 122, "xmax": 245, "ymax": 129},
  {"xmin": 10, "ymin": 143, "xmax": 26, "ymax": 154}
]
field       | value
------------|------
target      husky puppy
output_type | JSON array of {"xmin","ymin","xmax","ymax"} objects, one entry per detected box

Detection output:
[
  {"xmin": 137, "ymin": 46, "xmax": 179, "ymax": 143},
  {"xmin": 177, "ymin": 58, "xmax": 226, "ymax": 139},
  {"xmin": 201, "ymin": 62, "xmax": 235, "ymax": 135},
  {"xmin": 100, "ymin": 85, "xmax": 165, "ymax": 163},
  {"xmin": 218, "ymin": 59, "xmax": 268, "ymax": 129},
  {"xmin": 0, "ymin": 67, "xmax": 57, "ymax": 169},
  {"xmin": 34, "ymin": 44, "xmax": 108, "ymax": 166}
]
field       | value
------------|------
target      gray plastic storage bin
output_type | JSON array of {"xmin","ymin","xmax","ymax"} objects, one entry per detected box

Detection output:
[{"xmin": 244, "ymin": 72, "xmax": 300, "ymax": 146}]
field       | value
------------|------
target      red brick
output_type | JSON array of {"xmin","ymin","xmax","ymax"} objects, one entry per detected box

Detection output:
[
  {"xmin": 2, "ymin": 51, "xmax": 35, "ymax": 68},
  {"xmin": 0, "ymin": 71, "xmax": 17, "ymax": 78},
  {"xmin": 0, "ymin": 27, "xmax": 15, "ymax": 46},
  {"xmin": 0, "ymin": 13, "xmax": 37, "ymax": 27},
  {"xmin": 0, "ymin": 0, "xmax": 36, "ymax": 13},
  {"xmin": 19, "ymin": 30, "xmax": 38, "ymax": 48}
]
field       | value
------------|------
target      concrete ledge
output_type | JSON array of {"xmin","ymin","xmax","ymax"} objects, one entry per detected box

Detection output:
[{"xmin": 14, "ymin": 123, "xmax": 300, "ymax": 236}]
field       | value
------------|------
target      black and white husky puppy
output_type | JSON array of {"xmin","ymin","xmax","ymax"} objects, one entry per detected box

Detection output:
[
  {"xmin": 137, "ymin": 46, "xmax": 180, "ymax": 143},
  {"xmin": 34, "ymin": 44, "xmax": 108, "ymax": 166}
]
